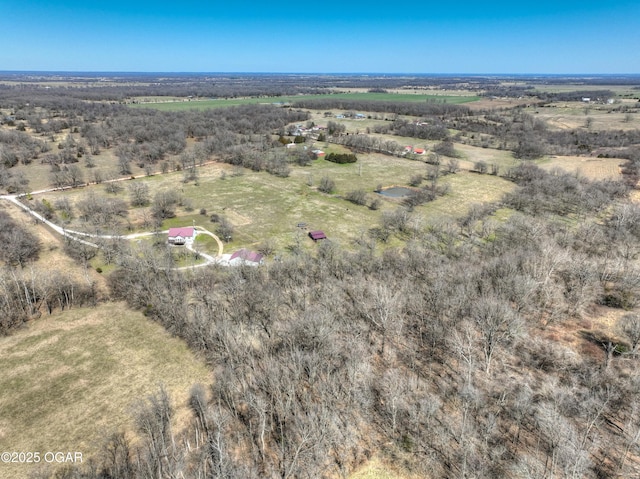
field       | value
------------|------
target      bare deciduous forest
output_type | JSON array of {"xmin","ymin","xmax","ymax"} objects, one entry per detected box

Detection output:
[{"xmin": 1, "ymin": 73, "xmax": 640, "ymax": 479}]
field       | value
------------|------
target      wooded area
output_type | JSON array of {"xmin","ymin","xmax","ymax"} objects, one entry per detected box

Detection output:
[{"xmin": 1, "ymin": 73, "xmax": 640, "ymax": 479}]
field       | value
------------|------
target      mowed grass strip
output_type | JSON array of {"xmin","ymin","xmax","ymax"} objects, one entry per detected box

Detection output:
[
  {"xmin": 0, "ymin": 302, "xmax": 210, "ymax": 479},
  {"xmin": 129, "ymin": 92, "xmax": 480, "ymax": 111}
]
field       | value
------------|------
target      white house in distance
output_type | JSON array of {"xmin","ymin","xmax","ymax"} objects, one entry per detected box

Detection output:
[{"xmin": 167, "ymin": 227, "xmax": 196, "ymax": 245}]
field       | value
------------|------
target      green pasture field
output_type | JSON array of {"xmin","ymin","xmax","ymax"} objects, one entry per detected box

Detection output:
[
  {"xmin": 129, "ymin": 92, "xmax": 480, "ymax": 111},
  {"xmin": 0, "ymin": 302, "xmax": 210, "ymax": 479},
  {"xmin": 39, "ymin": 145, "xmax": 516, "ymax": 256}
]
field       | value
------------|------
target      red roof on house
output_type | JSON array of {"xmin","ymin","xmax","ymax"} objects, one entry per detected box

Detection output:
[
  {"xmin": 309, "ymin": 230, "xmax": 327, "ymax": 240},
  {"xmin": 230, "ymin": 249, "xmax": 264, "ymax": 263},
  {"xmin": 168, "ymin": 227, "xmax": 195, "ymax": 238}
]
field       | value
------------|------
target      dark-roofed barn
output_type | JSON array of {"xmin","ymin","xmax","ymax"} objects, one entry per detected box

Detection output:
[{"xmin": 309, "ymin": 230, "xmax": 327, "ymax": 241}]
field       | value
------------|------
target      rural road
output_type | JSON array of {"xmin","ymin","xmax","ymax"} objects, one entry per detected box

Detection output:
[{"xmin": 0, "ymin": 192, "xmax": 226, "ymax": 269}]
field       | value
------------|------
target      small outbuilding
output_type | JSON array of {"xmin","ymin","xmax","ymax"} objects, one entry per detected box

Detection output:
[
  {"xmin": 309, "ymin": 230, "xmax": 327, "ymax": 241},
  {"xmin": 167, "ymin": 227, "xmax": 196, "ymax": 245}
]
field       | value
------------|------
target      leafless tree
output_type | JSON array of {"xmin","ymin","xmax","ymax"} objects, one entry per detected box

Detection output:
[
  {"xmin": 617, "ymin": 313, "xmax": 640, "ymax": 357},
  {"xmin": 472, "ymin": 296, "xmax": 522, "ymax": 374},
  {"xmin": 133, "ymin": 385, "xmax": 181, "ymax": 479},
  {"xmin": 128, "ymin": 181, "xmax": 150, "ymax": 207}
]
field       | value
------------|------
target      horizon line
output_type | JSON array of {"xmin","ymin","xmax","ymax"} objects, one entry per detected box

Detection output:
[{"xmin": 1, "ymin": 70, "xmax": 640, "ymax": 77}]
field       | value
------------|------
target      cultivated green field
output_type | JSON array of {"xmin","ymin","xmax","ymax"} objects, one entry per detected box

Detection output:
[{"xmin": 129, "ymin": 92, "xmax": 480, "ymax": 111}]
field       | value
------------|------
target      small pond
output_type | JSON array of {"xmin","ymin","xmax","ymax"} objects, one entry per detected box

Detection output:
[{"xmin": 378, "ymin": 186, "xmax": 413, "ymax": 198}]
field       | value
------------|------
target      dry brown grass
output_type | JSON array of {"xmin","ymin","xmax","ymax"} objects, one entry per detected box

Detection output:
[
  {"xmin": 526, "ymin": 102, "xmax": 640, "ymax": 131},
  {"xmin": 629, "ymin": 190, "xmax": 640, "ymax": 203},
  {"xmin": 541, "ymin": 305, "xmax": 631, "ymax": 367},
  {"xmin": 349, "ymin": 456, "xmax": 424, "ymax": 479},
  {"xmin": 466, "ymin": 97, "xmax": 534, "ymax": 111},
  {"xmin": 0, "ymin": 302, "xmax": 210, "ymax": 479},
  {"xmin": 537, "ymin": 155, "xmax": 624, "ymax": 180},
  {"xmin": 454, "ymin": 143, "xmax": 518, "ymax": 171}
]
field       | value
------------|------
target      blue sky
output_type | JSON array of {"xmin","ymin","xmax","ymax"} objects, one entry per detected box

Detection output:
[{"xmin": 2, "ymin": 1, "xmax": 639, "ymax": 73}]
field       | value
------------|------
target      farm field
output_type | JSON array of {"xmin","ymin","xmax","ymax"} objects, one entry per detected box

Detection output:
[
  {"xmin": 537, "ymin": 155, "xmax": 624, "ymax": 179},
  {"xmin": 129, "ymin": 91, "xmax": 480, "ymax": 111},
  {"xmin": 524, "ymin": 102, "xmax": 640, "ymax": 131},
  {"xmin": 0, "ymin": 302, "xmax": 210, "ymax": 479}
]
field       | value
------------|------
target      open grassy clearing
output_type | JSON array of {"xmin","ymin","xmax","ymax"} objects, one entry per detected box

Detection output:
[
  {"xmin": 37, "ymin": 147, "xmax": 516, "ymax": 256},
  {"xmin": 452, "ymin": 143, "xmax": 519, "ymax": 171},
  {"xmin": 14, "ymin": 130, "xmax": 609, "ymax": 258},
  {"xmin": 311, "ymin": 114, "xmax": 397, "ymax": 132},
  {"xmin": 0, "ymin": 302, "xmax": 211, "ymax": 479},
  {"xmin": 524, "ymin": 102, "xmax": 640, "ymax": 130},
  {"xmin": 420, "ymin": 171, "xmax": 515, "ymax": 220},
  {"xmin": 305, "ymin": 109, "xmax": 402, "ymax": 125},
  {"xmin": 349, "ymin": 456, "xmax": 423, "ymax": 479},
  {"xmin": 536, "ymin": 155, "xmax": 624, "ymax": 180},
  {"xmin": 465, "ymin": 97, "xmax": 535, "ymax": 111},
  {"xmin": 159, "ymin": 162, "xmax": 388, "ymax": 252},
  {"xmin": 130, "ymin": 92, "xmax": 480, "ymax": 111}
]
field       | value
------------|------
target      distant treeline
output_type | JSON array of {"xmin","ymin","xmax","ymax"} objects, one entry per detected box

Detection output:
[
  {"xmin": 537, "ymin": 90, "xmax": 616, "ymax": 102},
  {"xmin": 292, "ymin": 98, "xmax": 471, "ymax": 117},
  {"xmin": 0, "ymin": 101, "xmax": 308, "ymax": 183},
  {"xmin": 453, "ymin": 110, "xmax": 640, "ymax": 158}
]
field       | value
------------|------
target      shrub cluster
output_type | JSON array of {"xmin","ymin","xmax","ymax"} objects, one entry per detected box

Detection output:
[{"xmin": 325, "ymin": 152, "xmax": 357, "ymax": 164}]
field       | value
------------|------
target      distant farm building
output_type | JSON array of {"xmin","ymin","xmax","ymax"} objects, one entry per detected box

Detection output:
[
  {"xmin": 229, "ymin": 249, "xmax": 264, "ymax": 266},
  {"xmin": 312, "ymin": 149, "xmax": 325, "ymax": 157},
  {"xmin": 309, "ymin": 230, "xmax": 327, "ymax": 241},
  {"xmin": 167, "ymin": 227, "xmax": 196, "ymax": 245}
]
